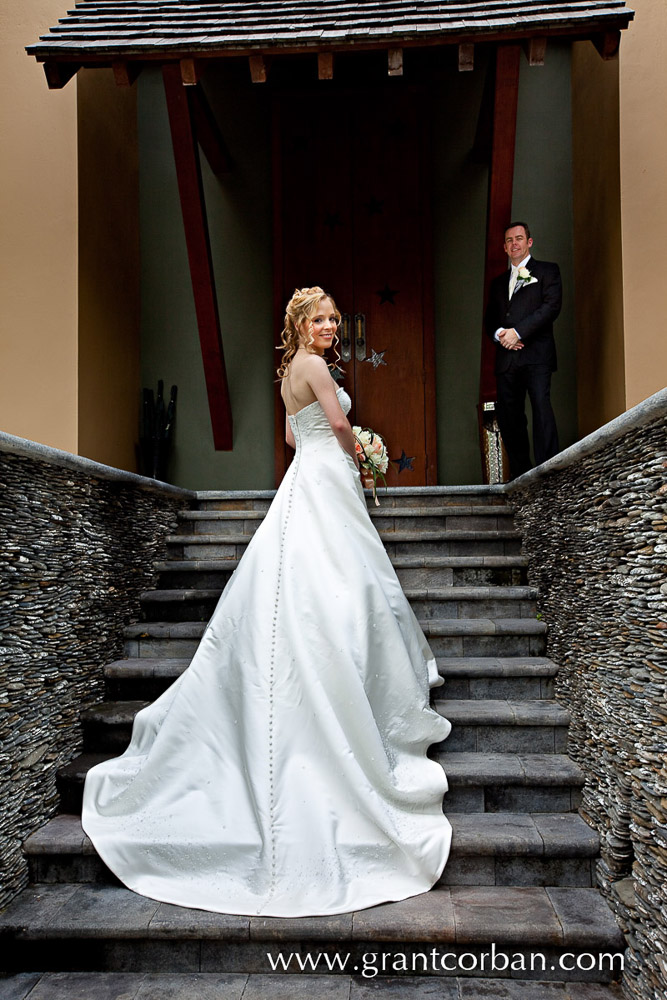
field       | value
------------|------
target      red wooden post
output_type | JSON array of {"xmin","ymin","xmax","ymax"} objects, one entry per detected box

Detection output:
[
  {"xmin": 190, "ymin": 86, "xmax": 233, "ymax": 177},
  {"xmin": 162, "ymin": 63, "xmax": 233, "ymax": 450},
  {"xmin": 478, "ymin": 44, "xmax": 521, "ymax": 479}
]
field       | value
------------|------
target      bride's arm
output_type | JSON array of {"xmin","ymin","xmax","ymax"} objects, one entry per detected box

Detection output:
[{"xmin": 304, "ymin": 356, "xmax": 359, "ymax": 466}]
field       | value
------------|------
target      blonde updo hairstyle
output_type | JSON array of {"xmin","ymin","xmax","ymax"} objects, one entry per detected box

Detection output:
[{"xmin": 277, "ymin": 286, "xmax": 342, "ymax": 379}]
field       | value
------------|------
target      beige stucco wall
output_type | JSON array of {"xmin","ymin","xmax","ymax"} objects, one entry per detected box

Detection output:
[
  {"xmin": 0, "ymin": 2, "xmax": 78, "ymax": 450},
  {"xmin": 571, "ymin": 42, "xmax": 627, "ymax": 436},
  {"xmin": 77, "ymin": 70, "xmax": 140, "ymax": 471},
  {"xmin": 619, "ymin": 0, "xmax": 667, "ymax": 405}
]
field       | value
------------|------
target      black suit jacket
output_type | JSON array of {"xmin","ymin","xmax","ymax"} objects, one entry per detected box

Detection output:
[{"xmin": 484, "ymin": 257, "xmax": 562, "ymax": 374}]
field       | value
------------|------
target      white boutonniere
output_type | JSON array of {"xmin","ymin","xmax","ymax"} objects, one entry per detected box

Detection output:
[{"xmin": 515, "ymin": 266, "xmax": 539, "ymax": 291}]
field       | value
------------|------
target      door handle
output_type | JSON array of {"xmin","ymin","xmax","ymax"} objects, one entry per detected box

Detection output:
[
  {"xmin": 340, "ymin": 313, "xmax": 352, "ymax": 363},
  {"xmin": 354, "ymin": 313, "xmax": 366, "ymax": 361}
]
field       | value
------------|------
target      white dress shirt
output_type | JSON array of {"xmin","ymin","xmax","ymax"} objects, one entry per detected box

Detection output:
[{"xmin": 495, "ymin": 254, "xmax": 531, "ymax": 342}]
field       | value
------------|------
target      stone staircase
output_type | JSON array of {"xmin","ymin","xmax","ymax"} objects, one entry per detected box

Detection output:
[{"xmin": 0, "ymin": 487, "xmax": 625, "ymax": 994}]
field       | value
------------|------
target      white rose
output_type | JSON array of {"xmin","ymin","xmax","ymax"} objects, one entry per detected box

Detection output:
[{"xmin": 518, "ymin": 266, "xmax": 531, "ymax": 280}]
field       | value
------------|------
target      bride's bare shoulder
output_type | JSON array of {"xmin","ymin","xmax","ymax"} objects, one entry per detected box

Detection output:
[{"xmin": 292, "ymin": 352, "xmax": 328, "ymax": 374}]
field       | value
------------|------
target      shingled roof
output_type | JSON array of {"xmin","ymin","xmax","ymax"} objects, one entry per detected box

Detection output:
[{"xmin": 27, "ymin": 0, "xmax": 634, "ymax": 61}]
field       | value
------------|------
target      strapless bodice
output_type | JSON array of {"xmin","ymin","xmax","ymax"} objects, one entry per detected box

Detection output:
[{"xmin": 288, "ymin": 386, "xmax": 351, "ymax": 444}]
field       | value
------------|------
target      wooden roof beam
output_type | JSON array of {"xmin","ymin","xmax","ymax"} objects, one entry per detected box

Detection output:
[
  {"xmin": 112, "ymin": 61, "xmax": 141, "ymax": 86},
  {"xmin": 388, "ymin": 48, "xmax": 403, "ymax": 76},
  {"xmin": 458, "ymin": 43, "xmax": 474, "ymax": 72},
  {"xmin": 162, "ymin": 63, "xmax": 233, "ymax": 451},
  {"xmin": 479, "ymin": 44, "xmax": 522, "ymax": 421},
  {"xmin": 190, "ymin": 84, "xmax": 233, "ymax": 177},
  {"xmin": 180, "ymin": 58, "xmax": 201, "ymax": 86},
  {"xmin": 43, "ymin": 61, "xmax": 79, "ymax": 89},
  {"xmin": 593, "ymin": 30, "xmax": 621, "ymax": 60},
  {"xmin": 249, "ymin": 54, "xmax": 267, "ymax": 83},
  {"xmin": 471, "ymin": 59, "xmax": 494, "ymax": 163},
  {"xmin": 318, "ymin": 52, "xmax": 334, "ymax": 80},
  {"xmin": 523, "ymin": 37, "xmax": 547, "ymax": 65}
]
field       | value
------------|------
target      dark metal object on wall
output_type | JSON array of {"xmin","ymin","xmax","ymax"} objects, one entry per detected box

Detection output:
[{"xmin": 140, "ymin": 380, "xmax": 178, "ymax": 482}]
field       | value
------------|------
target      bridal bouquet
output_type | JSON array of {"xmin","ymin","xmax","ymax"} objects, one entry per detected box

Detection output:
[{"xmin": 353, "ymin": 426, "xmax": 391, "ymax": 505}]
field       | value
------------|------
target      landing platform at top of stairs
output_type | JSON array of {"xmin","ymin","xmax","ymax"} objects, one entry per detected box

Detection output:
[{"xmin": 195, "ymin": 486, "xmax": 507, "ymax": 499}]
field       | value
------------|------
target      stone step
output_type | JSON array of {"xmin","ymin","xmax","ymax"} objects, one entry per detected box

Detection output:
[
  {"xmin": 122, "ymin": 619, "xmax": 547, "ymax": 660},
  {"xmin": 194, "ymin": 490, "xmax": 274, "ymax": 512},
  {"xmin": 420, "ymin": 618, "xmax": 546, "ymax": 658},
  {"xmin": 55, "ymin": 751, "xmax": 585, "ymax": 819},
  {"xmin": 155, "ymin": 554, "xmax": 530, "ymax": 590},
  {"xmin": 394, "ymin": 555, "xmax": 529, "ymax": 588},
  {"xmin": 137, "ymin": 586, "xmax": 538, "ymax": 623},
  {"xmin": 442, "ymin": 657, "xmax": 557, "ymax": 699},
  {"xmin": 79, "ymin": 696, "xmax": 567, "ymax": 756},
  {"xmin": 23, "ymin": 812, "xmax": 599, "ymax": 889},
  {"xmin": 0, "ymin": 972, "xmax": 627, "ymax": 999},
  {"xmin": 436, "ymin": 753, "xmax": 585, "ymax": 814},
  {"xmin": 434, "ymin": 699, "xmax": 570, "ymax": 754},
  {"xmin": 195, "ymin": 486, "xmax": 510, "ymax": 510},
  {"xmin": 81, "ymin": 700, "xmax": 149, "ymax": 751},
  {"xmin": 164, "ymin": 530, "xmax": 524, "ymax": 560},
  {"xmin": 381, "ymin": 530, "xmax": 523, "ymax": 558},
  {"xmin": 182, "ymin": 506, "xmax": 518, "ymax": 519},
  {"xmin": 104, "ymin": 657, "xmax": 191, "ymax": 700},
  {"xmin": 441, "ymin": 813, "xmax": 599, "ymax": 888},
  {"xmin": 56, "ymin": 753, "xmax": 121, "ymax": 815},
  {"xmin": 174, "ymin": 506, "xmax": 518, "ymax": 536},
  {"xmin": 101, "ymin": 656, "xmax": 559, "ymax": 702},
  {"xmin": 0, "ymin": 883, "xmax": 625, "ymax": 981}
]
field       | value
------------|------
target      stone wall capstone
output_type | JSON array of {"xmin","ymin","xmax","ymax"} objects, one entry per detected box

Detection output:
[
  {"xmin": 0, "ymin": 436, "xmax": 193, "ymax": 908},
  {"xmin": 509, "ymin": 405, "xmax": 667, "ymax": 1000}
]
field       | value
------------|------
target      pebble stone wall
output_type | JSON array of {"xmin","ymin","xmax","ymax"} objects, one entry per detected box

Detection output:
[
  {"xmin": 0, "ymin": 442, "xmax": 192, "ymax": 909},
  {"xmin": 510, "ymin": 410, "xmax": 667, "ymax": 1000}
]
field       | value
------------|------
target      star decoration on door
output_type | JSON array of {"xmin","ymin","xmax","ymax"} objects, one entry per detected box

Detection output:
[
  {"xmin": 376, "ymin": 284, "xmax": 398, "ymax": 305},
  {"xmin": 324, "ymin": 211, "xmax": 343, "ymax": 232},
  {"xmin": 330, "ymin": 365, "xmax": 345, "ymax": 383},
  {"xmin": 365, "ymin": 348, "xmax": 387, "ymax": 369},
  {"xmin": 394, "ymin": 450, "xmax": 415, "ymax": 473},
  {"xmin": 365, "ymin": 196, "xmax": 384, "ymax": 216}
]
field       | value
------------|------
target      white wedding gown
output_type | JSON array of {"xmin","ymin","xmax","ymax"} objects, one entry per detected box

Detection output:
[{"xmin": 82, "ymin": 386, "xmax": 452, "ymax": 916}]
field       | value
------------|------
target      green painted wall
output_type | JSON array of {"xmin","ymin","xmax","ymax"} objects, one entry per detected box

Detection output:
[
  {"xmin": 139, "ymin": 47, "xmax": 576, "ymax": 489},
  {"xmin": 512, "ymin": 41, "xmax": 578, "ymax": 459},
  {"xmin": 432, "ymin": 51, "xmax": 491, "ymax": 485},
  {"xmin": 433, "ymin": 41, "xmax": 576, "ymax": 484},
  {"xmin": 139, "ymin": 68, "xmax": 274, "ymax": 490}
]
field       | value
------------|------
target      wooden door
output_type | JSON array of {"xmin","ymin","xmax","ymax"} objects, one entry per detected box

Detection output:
[{"xmin": 274, "ymin": 85, "xmax": 437, "ymax": 487}]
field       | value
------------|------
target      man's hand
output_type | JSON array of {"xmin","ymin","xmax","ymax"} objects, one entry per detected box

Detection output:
[{"xmin": 498, "ymin": 328, "xmax": 523, "ymax": 350}]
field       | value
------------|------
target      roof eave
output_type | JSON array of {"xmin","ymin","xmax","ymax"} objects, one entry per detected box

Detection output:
[{"xmin": 26, "ymin": 13, "xmax": 634, "ymax": 62}]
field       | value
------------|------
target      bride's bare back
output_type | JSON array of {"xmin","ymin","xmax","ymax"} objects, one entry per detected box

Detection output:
[{"xmin": 280, "ymin": 351, "xmax": 320, "ymax": 416}]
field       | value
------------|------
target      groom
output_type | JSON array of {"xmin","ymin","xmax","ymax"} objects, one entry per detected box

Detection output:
[{"xmin": 485, "ymin": 222, "xmax": 562, "ymax": 480}]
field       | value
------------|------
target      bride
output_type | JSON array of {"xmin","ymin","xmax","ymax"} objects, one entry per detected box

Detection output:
[{"xmin": 81, "ymin": 286, "xmax": 452, "ymax": 917}]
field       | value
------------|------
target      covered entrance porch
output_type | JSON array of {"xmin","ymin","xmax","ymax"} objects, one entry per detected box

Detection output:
[{"xmin": 26, "ymin": 1, "xmax": 633, "ymax": 489}]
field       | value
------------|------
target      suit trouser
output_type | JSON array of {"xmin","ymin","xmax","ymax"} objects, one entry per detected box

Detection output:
[{"xmin": 496, "ymin": 362, "xmax": 559, "ymax": 478}]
